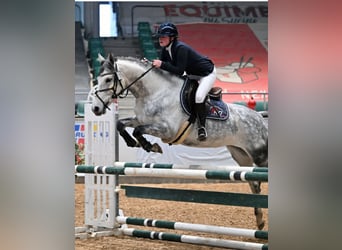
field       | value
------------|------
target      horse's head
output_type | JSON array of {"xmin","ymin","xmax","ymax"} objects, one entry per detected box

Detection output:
[{"xmin": 90, "ymin": 53, "xmax": 126, "ymax": 115}]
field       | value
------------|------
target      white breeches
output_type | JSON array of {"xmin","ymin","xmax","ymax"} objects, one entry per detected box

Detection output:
[{"xmin": 195, "ymin": 67, "xmax": 216, "ymax": 103}]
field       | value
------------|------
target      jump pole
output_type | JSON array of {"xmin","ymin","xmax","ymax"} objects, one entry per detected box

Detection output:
[
  {"xmin": 122, "ymin": 227, "xmax": 268, "ymax": 250},
  {"xmin": 117, "ymin": 216, "xmax": 268, "ymax": 239},
  {"xmin": 111, "ymin": 161, "xmax": 268, "ymax": 172},
  {"xmin": 75, "ymin": 165, "xmax": 268, "ymax": 182}
]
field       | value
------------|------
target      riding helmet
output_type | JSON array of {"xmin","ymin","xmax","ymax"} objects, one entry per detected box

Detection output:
[{"xmin": 156, "ymin": 22, "xmax": 178, "ymax": 38}]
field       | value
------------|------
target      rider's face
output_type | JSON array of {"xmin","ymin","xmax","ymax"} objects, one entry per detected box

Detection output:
[{"xmin": 159, "ymin": 36, "xmax": 172, "ymax": 47}]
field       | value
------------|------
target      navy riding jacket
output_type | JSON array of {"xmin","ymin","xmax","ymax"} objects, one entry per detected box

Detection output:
[{"xmin": 160, "ymin": 40, "xmax": 214, "ymax": 77}]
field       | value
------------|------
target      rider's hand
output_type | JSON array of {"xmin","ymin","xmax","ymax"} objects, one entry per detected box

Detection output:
[{"xmin": 152, "ymin": 59, "xmax": 162, "ymax": 68}]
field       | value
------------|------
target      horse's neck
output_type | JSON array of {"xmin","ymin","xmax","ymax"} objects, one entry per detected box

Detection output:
[{"xmin": 119, "ymin": 60, "xmax": 180, "ymax": 98}]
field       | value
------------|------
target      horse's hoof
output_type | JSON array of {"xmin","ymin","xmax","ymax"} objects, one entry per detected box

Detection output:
[
  {"xmin": 257, "ymin": 221, "xmax": 265, "ymax": 230},
  {"xmin": 151, "ymin": 143, "xmax": 163, "ymax": 153}
]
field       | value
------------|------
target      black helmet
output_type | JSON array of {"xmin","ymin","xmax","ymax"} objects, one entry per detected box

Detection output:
[{"xmin": 156, "ymin": 22, "xmax": 178, "ymax": 38}]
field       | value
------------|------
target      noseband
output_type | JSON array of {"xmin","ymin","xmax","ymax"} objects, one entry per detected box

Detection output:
[
  {"xmin": 94, "ymin": 60, "xmax": 154, "ymax": 111},
  {"xmin": 94, "ymin": 70, "xmax": 125, "ymax": 111}
]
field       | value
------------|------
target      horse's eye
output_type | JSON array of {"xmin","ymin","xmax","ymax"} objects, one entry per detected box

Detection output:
[{"xmin": 105, "ymin": 78, "xmax": 112, "ymax": 83}]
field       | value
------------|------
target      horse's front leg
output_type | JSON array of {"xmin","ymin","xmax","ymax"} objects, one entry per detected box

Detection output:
[
  {"xmin": 116, "ymin": 117, "xmax": 141, "ymax": 148},
  {"xmin": 132, "ymin": 124, "xmax": 168, "ymax": 154}
]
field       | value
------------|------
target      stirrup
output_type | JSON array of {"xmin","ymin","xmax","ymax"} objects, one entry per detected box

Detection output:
[{"xmin": 197, "ymin": 126, "xmax": 207, "ymax": 141}]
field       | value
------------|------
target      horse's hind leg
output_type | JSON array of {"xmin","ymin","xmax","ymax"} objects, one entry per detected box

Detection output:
[{"xmin": 226, "ymin": 146, "xmax": 265, "ymax": 230}]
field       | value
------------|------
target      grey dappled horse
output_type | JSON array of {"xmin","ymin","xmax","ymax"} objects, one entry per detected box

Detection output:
[{"xmin": 90, "ymin": 53, "xmax": 268, "ymax": 229}]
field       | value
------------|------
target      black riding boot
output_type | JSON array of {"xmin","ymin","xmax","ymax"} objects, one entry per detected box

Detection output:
[{"xmin": 195, "ymin": 102, "xmax": 207, "ymax": 141}]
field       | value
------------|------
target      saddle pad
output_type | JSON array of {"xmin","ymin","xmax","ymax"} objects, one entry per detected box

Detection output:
[
  {"xmin": 207, "ymin": 99, "xmax": 229, "ymax": 120},
  {"xmin": 180, "ymin": 78, "xmax": 229, "ymax": 121}
]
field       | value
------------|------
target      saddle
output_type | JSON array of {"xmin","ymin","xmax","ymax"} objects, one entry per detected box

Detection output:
[
  {"xmin": 161, "ymin": 77, "xmax": 229, "ymax": 145},
  {"xmin": 180, "ymin": 77, "xmax": 229, "ymax": 122}
]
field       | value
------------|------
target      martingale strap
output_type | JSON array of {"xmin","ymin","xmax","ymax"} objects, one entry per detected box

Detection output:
[{"xmin": 161, "ymin": 120, "xmax": 193, "ymax": 145}]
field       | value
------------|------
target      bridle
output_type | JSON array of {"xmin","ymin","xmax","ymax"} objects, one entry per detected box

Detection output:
[{"xmin": 94, "ymin": 60, "xmax": 154, "ymax": 111}]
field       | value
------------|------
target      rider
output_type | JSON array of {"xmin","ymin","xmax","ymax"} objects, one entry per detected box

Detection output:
[{"xmin": 152, "ymin": 22, "xmax": 217, "ymax": 141}]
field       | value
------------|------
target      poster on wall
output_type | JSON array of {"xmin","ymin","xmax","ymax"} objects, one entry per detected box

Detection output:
[{"xmin": 177, "ymin": 23, "xmax": 268, "ymax": 103}]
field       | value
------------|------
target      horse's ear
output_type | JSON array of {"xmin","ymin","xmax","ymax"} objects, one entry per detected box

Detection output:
[
  {"xmin": 108, "ymin": 53, "xmax": 115, "ymax": 64},
  {"xmin": 97, "ymin": 53, "xmax": 106, "ymax": 65}
]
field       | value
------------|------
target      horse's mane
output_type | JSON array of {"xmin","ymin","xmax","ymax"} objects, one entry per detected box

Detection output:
[{"xmin": 116, "ymin": 56, "xmax": 183, "ymax": 83}]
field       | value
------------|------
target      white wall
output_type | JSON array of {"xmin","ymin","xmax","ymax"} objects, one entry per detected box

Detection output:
[{"xmin": 118, "ymin": 128, "xmax": 238, "ymax": 166}]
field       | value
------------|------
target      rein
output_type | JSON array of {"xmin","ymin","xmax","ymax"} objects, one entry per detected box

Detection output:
[
  {"xmin": 94, "ymin": 62, "xmax": 154, "ymax": 111},
  {"xmin": 121, "ymin": 65, "xmax": 154, "ymax": 94}
]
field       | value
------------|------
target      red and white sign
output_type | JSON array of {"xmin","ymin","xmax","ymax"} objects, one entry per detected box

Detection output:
[{"xmin": 177, "ymin": 23, "xmax": 268, "ymax": 103}]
